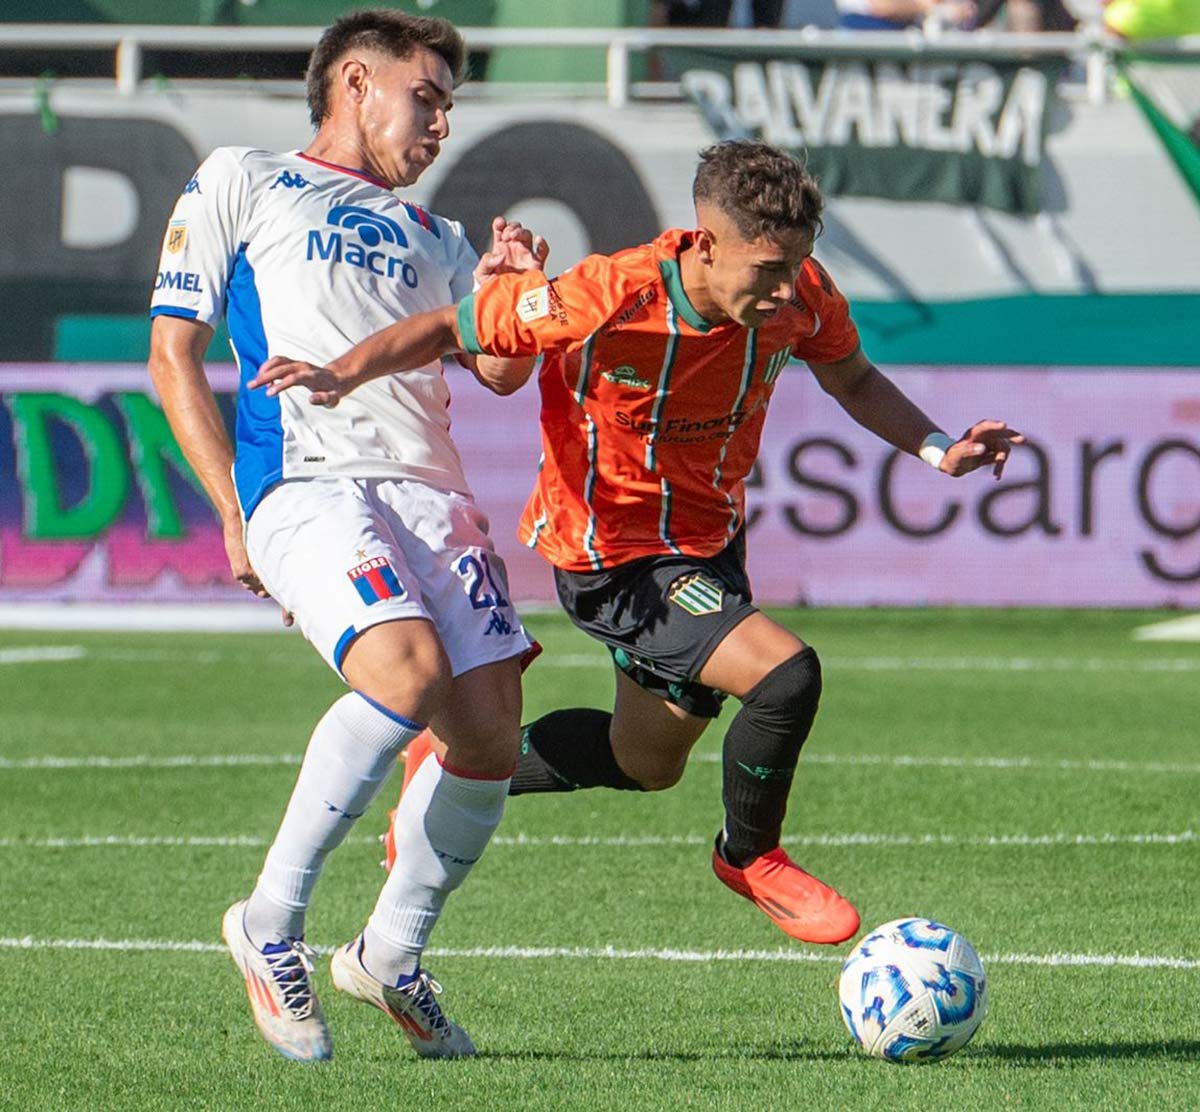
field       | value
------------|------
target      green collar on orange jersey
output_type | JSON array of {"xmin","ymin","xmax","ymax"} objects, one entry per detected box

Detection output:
[{"xmin": 658, "ymin": 258, "xmax": 716, "ymax": 334}]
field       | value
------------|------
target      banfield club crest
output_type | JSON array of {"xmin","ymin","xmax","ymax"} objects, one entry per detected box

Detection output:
[{"xmin": 347, "ymin": 556, "xmax": 406, "ymax": 604}]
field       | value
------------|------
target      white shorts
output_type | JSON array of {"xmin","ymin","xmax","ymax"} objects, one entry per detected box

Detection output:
[{"xmin": 245, "ymin": 477, "xmax": 533, "ymax": 678}]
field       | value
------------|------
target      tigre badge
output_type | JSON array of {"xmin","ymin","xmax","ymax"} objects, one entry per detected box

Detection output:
[
  {"xmin": 669, "ymin": 573, "xmax": 724, "ymax": 616},
  {"xmin": 166, "ymin": 219, "xmax": 187, "ymax": 254}
]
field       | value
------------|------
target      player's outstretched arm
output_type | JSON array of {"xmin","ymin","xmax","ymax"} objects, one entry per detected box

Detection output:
[
  {"xmin": 250, "ymin": 305, "xmax": 462, "ymax": 408},
  {"xmin": 809, "ymin": 347, "xmax": 1024, "ymax": 479}
]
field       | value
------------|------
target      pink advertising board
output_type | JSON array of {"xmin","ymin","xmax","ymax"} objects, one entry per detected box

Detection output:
[{"xmin": 1, "ymin": 364, "xmax": 1196, "ymax": 608}]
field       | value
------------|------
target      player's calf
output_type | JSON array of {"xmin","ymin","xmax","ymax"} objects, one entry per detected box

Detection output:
[
  {"xmin": 719, "ymin": 646, "xmax": 822, "ymax": 867},
  {"xmin": 509, "ymin": 708, "xmax": 647, "ymax": 794}
]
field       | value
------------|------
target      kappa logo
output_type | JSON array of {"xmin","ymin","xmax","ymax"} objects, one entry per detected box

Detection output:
[
  {"xmin": 182, "ymin": 175, "xmax": 202, "ymax": 195},
  {"xmin": 166, "ymin": 219, "xmax": 187, "ymax": 255},
  {"xmin": 516, "ymin": 286, "xmax": 550, "ymax": 323},
  {"xmin": 270, "ymin": 170, "xmax": 310, "ymax": 190},
  {"xmin": 668, "ymin": 573, "xmax": 725, "ymax": 616},
  {"xmin": 601, "ymin": 364, "xmax": 651, "ymax": 390}
]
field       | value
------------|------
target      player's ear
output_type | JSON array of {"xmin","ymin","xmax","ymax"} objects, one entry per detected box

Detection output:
[
  {"xmin": 694, "ymin": 226, "xmax": 717, "ymax": 266},
  {"xmin": 340, "ymin": 57, "xmax": 370, "ymax": 105}
]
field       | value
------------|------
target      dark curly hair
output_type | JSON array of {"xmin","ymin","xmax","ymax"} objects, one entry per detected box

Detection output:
[
  {"xmin": 305, "ymin": 9, "xmax": 466, "ymax": 129},
  {"xmin": 693, "ymin": 140, "xmax": 824, "ymax": 240}
]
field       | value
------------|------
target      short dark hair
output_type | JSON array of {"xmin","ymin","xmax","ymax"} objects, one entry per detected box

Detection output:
[
  {"xmin": 692, "ymin": 140, "xmax": 824, "ymax": 241},
  {"xmin": 305, "ymin": 9, "xmax": 466, "ymax": 128}
]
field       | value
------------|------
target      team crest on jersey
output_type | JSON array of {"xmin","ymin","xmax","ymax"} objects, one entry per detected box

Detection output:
[
  {"xmin": 763, "ymin": 345, "xmax": 792, "ymax": 385},
  {"xmin": 517, "ymin": 286, "xmax": 550, "ymax": 323},
  {"xmin": 347, "ymin": 556, "xmax": 406, "ymax": 605},
  {"xmin": 166, "ymin": 220, "xmax": 187, "ymax": 254},
  {"xmin": 601, "ymin": 364, "xmax": 651, "ymax": 390},
  {"xmin": 668, "ymin": 573, "xmax": 724, "ymax": 616}
]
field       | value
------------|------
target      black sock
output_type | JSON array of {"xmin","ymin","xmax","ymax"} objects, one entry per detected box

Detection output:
[
  {"xmin": 720, "ymin": 648, "xmax": 822, "ymax": 867},
  {"xmin": 509, "ymin": 708, "xmax": 645, "ymax": 795}
]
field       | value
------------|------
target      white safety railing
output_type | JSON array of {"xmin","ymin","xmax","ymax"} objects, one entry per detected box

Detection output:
[{"xmin": 2, "ymin": 23, "xmax": 1199, "ymax": 104}]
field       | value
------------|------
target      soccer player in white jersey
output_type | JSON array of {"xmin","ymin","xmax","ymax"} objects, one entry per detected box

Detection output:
[{"xmin": 148, "ymin": 10, "xmax": 547, "ymax": 1062}]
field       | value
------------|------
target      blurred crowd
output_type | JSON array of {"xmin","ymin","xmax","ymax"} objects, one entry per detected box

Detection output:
[{"xmin": 651, "ymin": 0, "xmax": 1200, "ymax": 34}]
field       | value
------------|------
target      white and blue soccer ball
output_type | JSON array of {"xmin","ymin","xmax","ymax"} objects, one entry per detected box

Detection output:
[{"xmin": 838, "ymin": 917, "xmax": 987, "ymax": 1063}]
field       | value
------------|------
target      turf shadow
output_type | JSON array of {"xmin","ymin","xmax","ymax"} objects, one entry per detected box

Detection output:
[
  {"xmin": 474, "ymin": 1043, "xmax": 857, "ymax": 1063},
  {"xmin": 976, "ymin": 1039, "xmax": 1200, "ymax": 1064}
]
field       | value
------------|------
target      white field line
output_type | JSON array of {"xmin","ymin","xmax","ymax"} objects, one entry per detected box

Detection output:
[
  {"xmin": 542, "ymin": 654, "xmax": 1200, "ymax": 673},
  {"xmin": 694, "ymin": 752, "xmax": 1200, "ymax": 775},
  {"xmin": 0, "ymin": 830, "xmax": 1193, "ymax": 851},
  {"xmin": 0, "ymin": 754, "xmax": 302, "ymax": 770},
  {"xmin": 5, "ymin": 750, "xmax": 1200, "ymax": 775},
  {"xmin": 4, "ymin": 647, "xmax": 1200, "ymax": 673},
  {"xmin": 0, "ymin": 646, "xmax": 87, "ymax": 665},
  {"xmin": 1, "ymin": 935, "xmax": 1197, "ymax": 970},
  {"xmin": 0, "ymin": 604, "xmax": 286, "ymax": 633}
]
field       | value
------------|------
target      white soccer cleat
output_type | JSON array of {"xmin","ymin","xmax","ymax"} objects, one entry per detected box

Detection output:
[
  {"xmin": 330, "ymin": 937, "xmax": 476, "ymax": 1058},
  {"xmin": 221, "ymin": 899, "xmax": 332, "ymax": 1062}
]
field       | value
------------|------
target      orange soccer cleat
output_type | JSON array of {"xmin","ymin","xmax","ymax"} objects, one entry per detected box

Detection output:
[
  {"xmin": 711, "ymin": 841, "xmax": 860, "ymax": 945},
  {"xmin": 381, "ymin": 731, "xmax": 436, "ymax": 872}
]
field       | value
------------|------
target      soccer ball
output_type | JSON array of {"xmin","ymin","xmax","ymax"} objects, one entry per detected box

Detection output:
[{"xmin": 838, "ymin": 917, "xmax": 987, "ymax": 1062}]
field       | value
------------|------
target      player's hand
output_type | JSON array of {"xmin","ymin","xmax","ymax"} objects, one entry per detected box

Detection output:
[
  {"xmin": 473, "ymin": 215, "xmax": 549, "ymax": 286},
  {"xmin": 940, "ymin": 419, "xmax": 1026, "ymax": 480},
  {"xmin": 250, "ymin": 356, "xmax": 344, "ymax": 407},
  {"xmin": 222, "ymin": 521, "xmax": 294, "ymax": 626}
]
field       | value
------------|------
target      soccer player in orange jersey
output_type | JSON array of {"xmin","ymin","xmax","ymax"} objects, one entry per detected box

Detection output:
[{"xmin": 254, "ymin": 140, "xmax": 1023, "ymax": 947}]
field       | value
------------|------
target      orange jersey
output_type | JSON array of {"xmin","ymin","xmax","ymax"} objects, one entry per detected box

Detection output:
[{"xmin": 457, "ymin": 228, "xmax": 860, "ymax": 571}]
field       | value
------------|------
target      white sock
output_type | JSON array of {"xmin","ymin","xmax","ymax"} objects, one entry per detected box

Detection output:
[
  {"xmin": 244, "ymin": 691, "xmax": 422, "ymax": 948},
  {"xmin": 362, "ymin": 754, "xmax": 509, "ymax": 984}
]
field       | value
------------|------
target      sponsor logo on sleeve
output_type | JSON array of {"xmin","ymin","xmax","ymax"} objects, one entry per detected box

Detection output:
[
  {"xmin": 517, "ymin": 286, "xmax": 550, "ymax": 324},
  {"xmin": 166, "ymin": 220, "xmax": 187, "ymax": 255},
  {"xmin": 154, "ymin": 271, "xmax": 203, "ymax": 293}
]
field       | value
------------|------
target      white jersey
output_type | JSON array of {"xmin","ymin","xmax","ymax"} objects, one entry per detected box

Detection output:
[{"xmin": 150, "ymin": 147, "xmax": 479, "ymax": 519}]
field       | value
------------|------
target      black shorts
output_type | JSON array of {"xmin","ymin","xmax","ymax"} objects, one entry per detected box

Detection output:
[{"xmin": 554, "ymin": 533, "xmax": 757, "ymax": 719}]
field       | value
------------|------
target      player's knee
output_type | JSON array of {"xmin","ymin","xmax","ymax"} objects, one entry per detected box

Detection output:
[
  {"xmin": 629, "ymin": 761, "xmax": 687, "ymax": 792},
  {"xmin": 739, "ymin": 646, "xmax": 822, "ymax": 747},
  {"xmin": 342, "ymin": 622, "xmax": 453, "ymax": 721}
]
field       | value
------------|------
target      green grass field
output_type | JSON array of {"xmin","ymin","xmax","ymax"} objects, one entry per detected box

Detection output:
[{"xmin": 1, "ymin": 609, "xmax": 1198, "ymax": 1110}]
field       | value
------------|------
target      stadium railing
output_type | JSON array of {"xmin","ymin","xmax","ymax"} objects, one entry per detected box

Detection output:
[{"xmin": 2, "ymin": 23, "xmax": 1199, "ymax": 105}]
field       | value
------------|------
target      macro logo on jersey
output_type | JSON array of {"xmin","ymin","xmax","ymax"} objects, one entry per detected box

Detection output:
[
  {"xmin": 668, "ymin": 573, "xmax": 724, "ymax": 616},
  {"xmin": 763, "ymin": 345, "xmax": 792, "ymax": 385},
  {"xmin": 601, "ymin": 364, "xmax": 651, "ymax": 390},
  {"xmin": 306, "ymin": 205, "xmax": 420, "ymax": 288},
  {"xmin": 347, "ymin": 556, "xmax": 406, "ymax": 605},
  {"xmin": 328, "ymin": 205, "xmax": 408, "ymax": 248},
  {"xmin": 166, "ymin": 220, "xmax": 187, "ymax": 254},
  {"xmin": 270, "ymin": 170, "xmax": 310, "ymax": 190}
]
